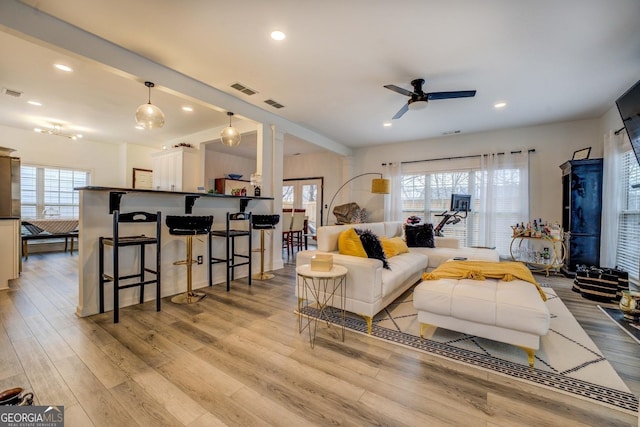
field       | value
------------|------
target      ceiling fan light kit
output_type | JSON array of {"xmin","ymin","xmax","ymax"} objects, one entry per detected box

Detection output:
[
  {"xmin": 385, "ymin": 78, "xmax": 476, "ymax": 119},
  {"xmin": 408, "ymin": 99, "xmax": 428, "ymax": 111},
  {"xmin": 135, "ymin": 81, "xmax": 165, "ymax": 129},
  {"xmin": 220, "ymin": 111, "xmax": 241, "ymax": 146}
]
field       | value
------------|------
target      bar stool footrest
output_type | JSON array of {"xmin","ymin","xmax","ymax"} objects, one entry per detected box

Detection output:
[{"xmin": 171, "ymin": 291, "xmax": 206, "ymax": 304}]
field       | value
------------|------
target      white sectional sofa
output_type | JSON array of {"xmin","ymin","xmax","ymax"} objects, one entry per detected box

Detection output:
[{"xmin": 296, "ymin": 221, "xmax": 499, "ymax": 332}]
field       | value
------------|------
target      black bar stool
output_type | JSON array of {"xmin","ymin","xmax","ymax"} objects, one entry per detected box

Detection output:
[
  {"xmin": 166, "ymin": 215, "xmax": 213, "ymax": 304},
  {"xmin": 209, "ymin": 212, "xmax": 252, "ymax": 291},
  {"xmin": 252, "ymin": 214, "xmax": 280, "ymax": 280},
  {"xmin": 99, "ymin": 211, "xmax": 162, "ymax": 323}
]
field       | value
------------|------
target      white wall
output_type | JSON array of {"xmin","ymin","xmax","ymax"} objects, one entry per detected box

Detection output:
[
  {"xmin": 203, "ymin": 146, "xmax": 256, "ymax": 191},
  {"xmin": 600, "ymin": 105, "xmax": 625, "ymax": 137},
  {"xmin": 2, "ymin": 124, "xmax": 124, "ymax": 186},
  {"xmin": 124, "ymin": 143, "xmax": 157, "ymax": 188},
  {"xmin": 2, "ymin": 124, "xmax": 160, "ymax": 189},
  {"xmin": 283, "ymin": 151, "xmax": 345, "ymax": 223},
  {"xmin": 349, "ymin": 117, "xmax": 606, "ymax": 225}
]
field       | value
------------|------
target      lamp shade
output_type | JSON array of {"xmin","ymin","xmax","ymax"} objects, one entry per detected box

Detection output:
[
  {"xmin": 220, "ymin": 126, "xmax": 241, "ymax": 146},
  {"xmin": 371, "ymin": 178, "xmax": 390, "ymax": 194},
  {"xmin": 220, "ymin": 111, "xmax": 241, "ymax": 146},
  {"xmin": 135, "ymin": 103, "xmax": 165, "ymax": 129}
]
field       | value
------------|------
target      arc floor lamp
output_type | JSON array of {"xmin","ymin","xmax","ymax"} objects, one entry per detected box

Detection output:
[{"xmin": 324, "ymin": 173, "xmax": 390, "ymax": 225}]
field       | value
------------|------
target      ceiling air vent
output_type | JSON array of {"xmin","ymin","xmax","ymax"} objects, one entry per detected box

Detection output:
[
  {"xmin": 230, "ymin": 82, "xmax": 258, "ymax": 96},
  {"xmin": 2, "ymin": 87, "xmax": 23, "ymax": 98},
  {"xmin": 264, "ymin": 99, "xmax": 285, "ymax": 109}
]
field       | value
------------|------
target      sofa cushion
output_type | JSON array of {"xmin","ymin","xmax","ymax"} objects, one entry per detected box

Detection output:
[
  {"xmin": 338, "ymin": 228, "xmax": 367, "ymax": 258},
  {"xmin": 404, "ymin": 223, "xmax": 435, "ymax": 248},
  {"xmin": 410, "ymin": 246, "xmax": 500, "ymax": 269},
  {"xmin": 380, "ymin": 236, "xmax": 409, "ymax": 258},
  {"xmin": 413, "ymin": 278, "xmax": 550, "ymax": 336},
  {"xmin": 355, "ymin": 228, "xmax": 390, "ymax": 269},
  {"xmin": 318, "ymin": 222, "xmax": 388, "ymax": 252},
  {"xmin": 381, "ymin": 252, "xmax": 429, "ymax": 297}
]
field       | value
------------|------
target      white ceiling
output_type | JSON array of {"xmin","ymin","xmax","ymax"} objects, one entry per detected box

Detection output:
[{"xmin": 1, "ymin": 0, "xmax": 639, "ymax": 157}]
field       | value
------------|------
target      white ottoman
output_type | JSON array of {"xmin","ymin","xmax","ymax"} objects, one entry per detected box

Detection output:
[{"xmin": 413, "ymin": 278, "xmax": 550, "ymax": 367}]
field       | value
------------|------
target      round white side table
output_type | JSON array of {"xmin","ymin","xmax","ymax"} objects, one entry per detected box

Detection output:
[{"xmin": 296, "ymin": 264, "xmax": 348, "ymax": 348}]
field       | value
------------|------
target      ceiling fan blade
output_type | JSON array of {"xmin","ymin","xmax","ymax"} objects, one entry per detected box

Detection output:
[
  {"xmin": 392, "ymin": 103, "xmax": 409, "ymax": 119},
  {"xmin": 384, "ymin": 84, "xmax": 415, "ymax": 97},
  {"xmin": 427, "ymin": 90, "xmax": 476, "ymax": 100}
]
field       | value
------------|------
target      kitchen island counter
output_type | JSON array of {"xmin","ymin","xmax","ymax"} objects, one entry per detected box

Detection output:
[{"xmin": 75, "ymin": 187, "xmax": 279, "ymax": 317}]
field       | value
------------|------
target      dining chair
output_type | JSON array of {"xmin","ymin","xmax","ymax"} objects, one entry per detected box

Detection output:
[
  {"xmin": 289, "ymin": 212, "xmax": 306, "ymax": 253},
  {"xmin": 281, "ymin": 212, "xmax": 294, "ymax": 254}
]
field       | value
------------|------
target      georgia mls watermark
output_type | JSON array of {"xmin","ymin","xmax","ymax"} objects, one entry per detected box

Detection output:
[{"xmin": 0, "ymin": 406, "xmax": 64, "ymax": 427}]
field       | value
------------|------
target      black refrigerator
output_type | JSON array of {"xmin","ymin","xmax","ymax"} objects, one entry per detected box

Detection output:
[
  {"xmin": 560, "ymin": 159, "xmax": 603, "ymax": 274},
  {"xmin": 0, "ymin": 154, "xmax": 21, "ymax": 218}
]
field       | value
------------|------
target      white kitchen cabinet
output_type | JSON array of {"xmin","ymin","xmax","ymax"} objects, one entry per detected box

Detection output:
[
  {"xmin": 151, "ymin": 147, "xmax": 201, "ymax": 192},
  {"xmin": 0, "ymin": 218, "xmax": 20, "ymax": 290}
]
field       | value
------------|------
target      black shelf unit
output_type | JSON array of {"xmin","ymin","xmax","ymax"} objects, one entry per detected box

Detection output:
[{"xmin": 560, "ymin": 159, "xmax": 603, "ymax": 274}]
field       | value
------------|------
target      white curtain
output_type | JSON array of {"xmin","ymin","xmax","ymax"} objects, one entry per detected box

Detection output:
[
  {"xmin": 478, "ymin": 151, "xmax": 529, "ymax": 254},
  {"xmin": 386, "ymin": 162, "xmax": 403, "ymax": 222},
  {"xmin": 600, "ymin": 130, "xmax": 630, "ymax": 266}
]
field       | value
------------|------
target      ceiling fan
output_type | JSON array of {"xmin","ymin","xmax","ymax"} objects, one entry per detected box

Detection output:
[{"xmin": 384, "ymin": 78, "xmax": 476, "ymax": 119}]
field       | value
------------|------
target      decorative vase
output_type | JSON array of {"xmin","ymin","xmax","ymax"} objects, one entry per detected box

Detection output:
[{"xmin": 619, "ymin": 290, "xmax": 640, "ymax": 321}]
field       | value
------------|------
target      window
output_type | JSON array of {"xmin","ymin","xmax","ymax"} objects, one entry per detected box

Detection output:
[
  {"xmin": 616, "ymin": 150, "xmax": 640, "ymax": 279},
  {"xmin": 21, "ymin": 165, "xmax": 90, "ymax": 219},
  {"xmin": 402, "ymin": 172, "xmax": 473, "ymax": 244},
  {"xmin": 400, "ymin": 153, "xmax": 529, "ymax": 257}
]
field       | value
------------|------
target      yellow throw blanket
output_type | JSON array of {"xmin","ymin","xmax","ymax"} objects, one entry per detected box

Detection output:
[{"xmin": 422, "ymin": 261, "xmax": 547, "ymax": 301}]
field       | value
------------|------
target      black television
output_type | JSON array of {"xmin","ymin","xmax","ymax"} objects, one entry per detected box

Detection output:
[
  {"xmin": 450, "ymin": 194, "xmax": 471, "ymax": 212},
  {"xmin": 615, "ymin": 79, "xmax": 640, "ymax": 166}
]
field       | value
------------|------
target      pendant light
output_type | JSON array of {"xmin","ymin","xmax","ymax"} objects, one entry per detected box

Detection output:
[
  {"xmin": 135, "ymin": 81, "xmax": 165, "ymax": 129},
  {"xmin": 220, "ymin": 112, "xmax": 241, "ymax": 146}
]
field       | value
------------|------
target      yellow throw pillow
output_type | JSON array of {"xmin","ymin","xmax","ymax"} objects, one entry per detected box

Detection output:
[
  {"xmin": 380, "ymin": 236, "xmax": 409, "ymax": 258},
  {"xmin": 338, "ymin": 228, "xmax": 367, "ymax": 257}
]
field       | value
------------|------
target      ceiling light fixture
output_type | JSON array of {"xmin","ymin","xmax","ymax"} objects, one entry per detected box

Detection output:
[
  {"xmin": 408, "ymin": 99, "xmax": 428, "ymax": 111},
  {"xmin": 27, "ymin": 100, "xmax": 42, "ymax": 106},
  {"xmin": 494, "ymin": 102, "xmax": 507, "ymax": 109},
  {"xmin": 34, "ymin": 124, "xmax": 82, "ymax": 140},
  {"xmin": 135, "ymin": 81, "xmax": 165, "ymax": 129},
  {"xmin": 182, "ymin": 106, "xmax": 193, "ymax": 112},
  {"xmin": 54, "ymin": 63, "xmax": 73, "ymax": 72},
  {"xmin": 383, "ymin": 122, "xmax": 392, "ymax": 127},
  {"xmin": 220, "ymin": 112, "xmax": 241, "ymax": 147},
  {"xmin": 271, "ymin": 30, "xmax": 286, "ymax": 41}
]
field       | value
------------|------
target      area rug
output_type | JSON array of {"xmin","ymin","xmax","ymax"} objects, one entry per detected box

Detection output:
[
  {"xmin": 298, "ymin": 284, "xmax": 639, "ymax": 413},
  {"xmin": 598, "ymin": 305, "xmax": 640, "ymax": 345}
]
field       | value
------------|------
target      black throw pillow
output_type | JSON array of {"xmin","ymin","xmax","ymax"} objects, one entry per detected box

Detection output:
[
  {"xmin": 354, "ymin": 228, "xmax": 390, "ymax": 269},
  {"xmin": 404, "ymin": 223, "xmax": 435, "ymax": 248}
]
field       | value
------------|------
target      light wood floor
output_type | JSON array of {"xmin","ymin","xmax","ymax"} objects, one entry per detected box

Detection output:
[{"xmin": 1, "ymin": 252, "xmax": 638, "ymax": 426}]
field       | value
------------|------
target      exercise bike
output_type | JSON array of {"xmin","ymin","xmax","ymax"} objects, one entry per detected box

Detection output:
[{"xmin": 434, "ymin": 210, "xmax": 467, "ymax": 237}]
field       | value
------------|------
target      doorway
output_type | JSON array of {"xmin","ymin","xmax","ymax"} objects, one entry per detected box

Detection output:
[{"xmin": 282, "ymin": 177, "xmax": 323, "ymax": 236}]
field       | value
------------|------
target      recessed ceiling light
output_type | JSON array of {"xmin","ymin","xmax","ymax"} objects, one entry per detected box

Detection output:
[
  {"xmin": 182, "ymin": 106, "xmax": 193, "ymax": 112},
  {"xmin": 494, "ymin": 102, "xmax": 507, "ymax": 109},
  {"xmin": 271, "ymin": 30, "xmax": 286, "ymax": 41},
  {"xmin": 27, "ymin": 100, "xmax": 42, "ymax": 106},
  {"xmin": 383, "ymin": 122, "xmax": 392, "ymax": 127},
  {"xmin": 135, "ymin": 125, "xmax": 144, "ymax": 130},
  {"xmin": 54, "ymin": 63, "xmax": 73, "ymax": 72}
]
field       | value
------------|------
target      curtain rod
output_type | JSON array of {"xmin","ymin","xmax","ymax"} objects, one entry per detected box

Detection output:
[
  {"xmin": 389, "ymin": 148, "xmax": 536, "ymax": 166},
  {"xmin": 615, "ymin": 126, "xmax": 626, "ymax": 135}
]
